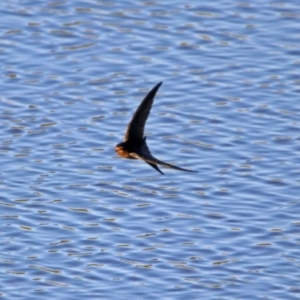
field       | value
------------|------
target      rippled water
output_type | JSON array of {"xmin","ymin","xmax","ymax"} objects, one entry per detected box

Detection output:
[{"xmin": 1, "ymin": 0, "xmax": 300, "ymax": 299}]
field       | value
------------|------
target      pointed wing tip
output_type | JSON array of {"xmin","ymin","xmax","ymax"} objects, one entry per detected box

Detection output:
[
  {"xmin": 150, "ymin": 81, "xmax": 163, "ymax": 95},
  {"xmin": 153, "ymin": 82, "xmax": 163, "ymax": 89}
]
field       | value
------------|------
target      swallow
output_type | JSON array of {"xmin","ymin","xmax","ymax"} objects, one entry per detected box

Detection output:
[{"xmin": 115, "ymin": 82, "xmax": 197, "ymax": 175}]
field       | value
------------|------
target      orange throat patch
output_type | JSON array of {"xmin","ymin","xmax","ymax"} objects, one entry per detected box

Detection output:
[{"xmin": 115, "ymin": 147, "xmax": 132, "ymax": 159}]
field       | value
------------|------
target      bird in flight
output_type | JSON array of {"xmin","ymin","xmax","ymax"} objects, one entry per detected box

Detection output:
[{"xmin": 115, "ymin": 82, "xmax": 197, "ymax": 175}]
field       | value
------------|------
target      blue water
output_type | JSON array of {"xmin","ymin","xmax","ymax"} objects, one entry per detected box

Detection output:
[{"xmin": 1, "ymin": 0, "xmax": 300, "ymax": 299}]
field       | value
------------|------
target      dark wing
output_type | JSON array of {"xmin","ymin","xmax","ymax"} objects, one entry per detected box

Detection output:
[
  {"xmin": 124, "ymin": 82, "xmax": 163, "ymax": 142},
  {"xmin": 130, "ymin": 143, "xmax": 198, "ymax": 173}
]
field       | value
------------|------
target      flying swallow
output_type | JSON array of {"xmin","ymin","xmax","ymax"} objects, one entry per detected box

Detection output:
[{"xmin": 115, "ymin": 82, "xmax": 197, "ymax": 175}]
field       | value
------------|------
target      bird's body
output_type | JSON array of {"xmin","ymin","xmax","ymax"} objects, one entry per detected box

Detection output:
[{"xmin": 115, "ymin": 82, "xmax": 197, "ymax": 175}]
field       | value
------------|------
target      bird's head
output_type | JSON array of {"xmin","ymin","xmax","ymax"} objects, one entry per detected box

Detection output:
[
  {"xmin": 115, "ymin": 142, "xmax": 125, "ymax": 152},
  {"xmin": 115, "ymin": 142, "xmax": 130, "ymax": 158}
]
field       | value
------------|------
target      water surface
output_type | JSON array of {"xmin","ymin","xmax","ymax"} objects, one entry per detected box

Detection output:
[{"xmin": 1, "ymin": 0, "xmax": 300, "ymax": 299}]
